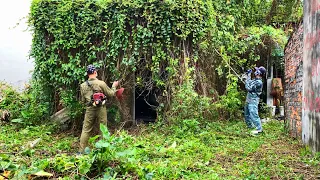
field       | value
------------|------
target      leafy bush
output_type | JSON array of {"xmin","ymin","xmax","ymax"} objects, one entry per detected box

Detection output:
[
  {"xmin": 214, "ymin": 75, "xmax": 245, "ymax": 120},
  {"xmin": 169, "ymin": 81, "xmax": 213, "ymax": 123},
  {"xmin": 169, "ymin": 72, "xmax": 246, "ymax": 124},
  {"xmin": 0, "ymin": 82, "xmax": 49, "ymax": 124},
  {"xmin": 28, "ymin": 0, "xmax": 211, "ymax": 119},
  {"xmin": 0, "ymin": 82, "xmax": 23, "ymax": 119},
  {"xmin": 24, "ymin": 124, "xmax": 151, "ymax": 179},
  {"xmin": 259, "ymin": 101, "xmax": 272, "ymax": 119}
]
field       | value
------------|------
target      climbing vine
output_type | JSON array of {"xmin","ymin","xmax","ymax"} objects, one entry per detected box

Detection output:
[
  {"xmin": 29, "ymin": 0, "xmax": 213, "ymax": 121},
  {"xmin": 28, "ymin": 0, "xmax": 302, "ymax": 123}
]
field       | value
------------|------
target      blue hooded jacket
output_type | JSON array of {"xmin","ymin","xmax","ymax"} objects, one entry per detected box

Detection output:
[{"xmin": 245, "ymin": 74, "xmax": 263, "ymax": 104}]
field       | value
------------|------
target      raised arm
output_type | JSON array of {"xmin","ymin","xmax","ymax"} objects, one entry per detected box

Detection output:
[
  {"xmin": 245, "ymin": 79, "xmax": 262, "ymax": 93},
  {"xmin": 245, "ymin": 72, "xmax": 253, "ymax": 92},
  {"xmin": 101, "ymin": 83, "xmax": 116, "ymax": 97}
]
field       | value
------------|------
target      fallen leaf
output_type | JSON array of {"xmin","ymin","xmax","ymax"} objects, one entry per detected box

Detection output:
[
  {"xmin": 33, "ymin": 170, "xmax": 53, "ymax": 177},
  {"xmin": 0, "ymin": 171, "xmax": 10, "ymax": 180},
  {"xmin": 169, "ymin": 141, "xmax": 177, "ymax": 149},
  {"xmin": 26, "ymin": 138, "xmax": 42, "ymax": 148}
]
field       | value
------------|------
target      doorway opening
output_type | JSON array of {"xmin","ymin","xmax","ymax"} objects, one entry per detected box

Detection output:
[{"xmin": 135, "ymin": 88, "xmax": 158, "ymax": 123}]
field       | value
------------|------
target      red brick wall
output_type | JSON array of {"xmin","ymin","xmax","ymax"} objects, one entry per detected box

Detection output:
[{"xmin": 284, "ymin": 23, "xmax": 303, "ymax": 138}]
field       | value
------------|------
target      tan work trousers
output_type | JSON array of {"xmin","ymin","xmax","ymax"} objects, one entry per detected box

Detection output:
[{"xmin": 79, "ymin": 106, "xmax": 107, "ymax": 152}]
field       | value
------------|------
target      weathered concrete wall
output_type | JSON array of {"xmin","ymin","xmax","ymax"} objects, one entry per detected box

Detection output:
[
  {"xmin": 284, "ymin": 24, "xmax": 303, "ymax": 138},
  {"xmin": 302, "ymin": 0, "xmax": 320, "ymax": 152}
]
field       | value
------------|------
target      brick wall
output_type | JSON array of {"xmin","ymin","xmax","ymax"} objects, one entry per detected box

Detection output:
[{"xmin": 284, "ymin": 23, "xmax": 303, "ymax": 138}]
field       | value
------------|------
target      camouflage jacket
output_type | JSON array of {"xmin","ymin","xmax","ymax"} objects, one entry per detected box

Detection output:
[
  {"xmin": 245, "ymin": 75, "xmax": 263, "ymax": 104},
  {"xmin": 80, "ymin": 78, "xmax": 116, "ymax": 106}
]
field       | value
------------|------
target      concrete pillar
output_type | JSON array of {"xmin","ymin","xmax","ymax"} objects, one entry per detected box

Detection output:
[
  {"xmin": 267, "ymin": 65, "xmax": 274, "ymax": 107},
  {"xmin": 302, "ymin": 0, "xmax": 320, "ymax": 152}
]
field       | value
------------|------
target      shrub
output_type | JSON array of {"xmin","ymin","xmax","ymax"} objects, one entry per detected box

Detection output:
[{"xmin": 0, "ymin": 82, "xmax": 49, "ymax": 124}]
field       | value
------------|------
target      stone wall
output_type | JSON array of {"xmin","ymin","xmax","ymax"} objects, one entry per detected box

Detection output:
[
  {"xmin": 284, "ymin": 23, "xmax": 303, "ymax": 138},
  {"xmin": 302, "ymin": 0, "xmax": 320, "ymax": 152}
]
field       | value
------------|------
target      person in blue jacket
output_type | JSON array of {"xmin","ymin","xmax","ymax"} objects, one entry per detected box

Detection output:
[{"xmin": 244, "ymin": 66, "xmax": 266, "ymax": 135}]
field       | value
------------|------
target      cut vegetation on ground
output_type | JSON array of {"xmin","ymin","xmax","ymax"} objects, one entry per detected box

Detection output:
[{"xmin": 1, "ymin": 120, "xmax": 319, "ymax": 179}]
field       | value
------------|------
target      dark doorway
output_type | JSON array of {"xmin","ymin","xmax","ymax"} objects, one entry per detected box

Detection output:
[{"xmin": 135, "ymin": 89, "xmax": 158, "ymax": 123}]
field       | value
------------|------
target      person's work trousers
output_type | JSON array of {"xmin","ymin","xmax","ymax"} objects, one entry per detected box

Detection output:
[
  {"xmin": 244, "ymin": 102, "xmax": 262, "ymax": 131},
  {"xmin": 80, "ymin": 106, "xmax": 107, "ymax": 152}
]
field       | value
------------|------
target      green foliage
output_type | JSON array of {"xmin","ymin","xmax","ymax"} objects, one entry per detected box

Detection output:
[
  {"xmin": 1, "ymin": 121, "xmax": 319, "ymax": 179},
  {"xmin": 0, "ymin": 82, "xmax": 23, "ymax": 119},
  {"xmin": 204, "ymin": 23, "xmax": 288, "ymax": 81},
  {"xmin": 197, "ymin": 1, "xmax": 296, "ymax": 114},
  {"xmin": 0, "ymin": 154, "xmax": 17, "ymax": 172},
  {"xmin": 168, "ymin": 72, "xmax": 245, "ymax": 123},
  {"xmin": 0, "ymin": 124, "xmax": 77, "ymax": 178},
  {"xmin": 169, "ymin": 80, "xmax": 213, "ymax": 123},
  {"xmin": 60, "ymin": 89, "xmax": 83, "ymax": 118},
  {"xmin": 0, "ymin": 82, "xmax": 49, "ymax": 124},
  {"xmin": 87, "ymin": 124, "xmax": 148, "ymax": 178},
  {"xmin": 28, "ymin": 0, "xmax": 211, "ymax": 117},
  {"xmin": 0, "ymin": 1, "xmax": 309, "ymax": 178},
  {"xmin": 259, "ymin": 101, "xmax": 272, "ymax": 119},
  {"xmin": 300, "ymin": 147, "xmax": 320, "ymax": 167},
  {"xmin": 28, "ymin": 0, "xmax": 302, "ymax": 123},
  {"xmin": 214, "ymin": 74, "xmax": 244, "ymax": 120}
]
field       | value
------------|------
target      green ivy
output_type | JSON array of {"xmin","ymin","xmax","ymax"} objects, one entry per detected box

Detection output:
[
  {"xmin": 29, "ymin": 0, "xmax": 211, "ymax": 117},
  {"xmin": 28, "ymin": 0, "xmax": 301, "ymax": 122}
]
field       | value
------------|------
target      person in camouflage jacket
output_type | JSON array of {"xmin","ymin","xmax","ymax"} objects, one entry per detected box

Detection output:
[{"xmin": 79, "ymin": 65, "xmax": 119, "ymax": 152}]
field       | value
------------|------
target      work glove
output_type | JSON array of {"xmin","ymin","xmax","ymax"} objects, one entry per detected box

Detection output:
[{"xmin": 112, "ymin": 81, "xmax": 119, "ymax": 88}]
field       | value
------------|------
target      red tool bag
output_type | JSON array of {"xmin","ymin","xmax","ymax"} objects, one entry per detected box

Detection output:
[{"xmin": 92, "ymin": 92, "xmax": 106, "ymax": 106}]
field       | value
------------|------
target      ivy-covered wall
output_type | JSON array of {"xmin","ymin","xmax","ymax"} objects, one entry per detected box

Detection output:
[
  {"xmin": 28, "ymin": 0, "xmax": 299, "ymax": 125},
  {"xmin": 29, "ymin": 0, "xmax": 212, "ymax": 123}
]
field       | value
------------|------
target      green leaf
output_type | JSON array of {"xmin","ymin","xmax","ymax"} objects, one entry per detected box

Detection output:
[
  {"xmin": 21, "ymin": 111, "xmax": 29, "ymax": 119},
  {"xmin": 11, "ymin": 119, "xmax": 24, "ymax": 123},
  {"xmin": 100, "ymin": 124, "xmax": 110, "ymax": 139},
  {"xmin": 145, "ymin": 172, "xmax": 154, "ymax": 180},
  {"xmin": 89, "ymin": 135, "xmax": 100, "ymax": 144},
  {"xmin": 78, "ymin": 160, "xmax": 92, "ymax": 174},
  {"xmin": 95, "ymin": 140, "xmax": 110, "ymax": 149}
]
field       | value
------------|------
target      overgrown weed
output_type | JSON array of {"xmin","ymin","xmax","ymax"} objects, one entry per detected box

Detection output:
[{"xmin": 1, "ymin": 120, "xmax": 319, "ymax": 179}]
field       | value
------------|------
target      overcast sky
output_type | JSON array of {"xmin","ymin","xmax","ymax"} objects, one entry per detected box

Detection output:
[{"xmin": 0, "ymin": 0, "xmax": 34, "ymax": 88}]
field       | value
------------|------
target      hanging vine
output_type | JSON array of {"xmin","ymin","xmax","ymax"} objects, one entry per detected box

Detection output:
[{"xmin": 28, "ymin": 0, "xmax": 302, "ymax": 123}]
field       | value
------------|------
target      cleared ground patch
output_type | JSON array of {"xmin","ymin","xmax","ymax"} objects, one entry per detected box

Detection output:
[{"xmin": 0, "ymin": 120, "xmax": 319, "ymax": 179}]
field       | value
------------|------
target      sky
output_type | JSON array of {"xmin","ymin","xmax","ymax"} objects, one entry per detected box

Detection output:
[{"xmin": 0, "ymin": 0, "xmax": 34, "ymax": 89}]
